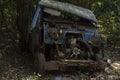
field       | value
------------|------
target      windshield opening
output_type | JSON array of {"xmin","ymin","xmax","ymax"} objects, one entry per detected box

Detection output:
[{"xmin": 42, "ymin": 7, "xmax": 94, "ymax": 27}]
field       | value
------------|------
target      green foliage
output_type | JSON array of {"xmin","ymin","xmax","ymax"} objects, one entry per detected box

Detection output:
[
  {"xmin": 22, "ymin": 73, "xmax": 41, "ymax": 80},
  {"xmin": 96, "ymin": 0, "xmax": 120, "ymax": 47}
]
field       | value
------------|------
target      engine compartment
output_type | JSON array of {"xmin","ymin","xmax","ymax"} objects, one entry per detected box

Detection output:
[{"xmin": 43, "ymin": 22, "xmax": 103, "ymax": 61}]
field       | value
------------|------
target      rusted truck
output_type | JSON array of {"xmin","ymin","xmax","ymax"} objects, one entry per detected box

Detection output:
[{"xmin": 28, "ymin": 0, "xmax": 107, "ymax": 74}]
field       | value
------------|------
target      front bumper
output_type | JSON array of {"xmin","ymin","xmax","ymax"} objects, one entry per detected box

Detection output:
[{"xmin": 45, "ymin": 60, "xmax": 107, "ymax": 71}]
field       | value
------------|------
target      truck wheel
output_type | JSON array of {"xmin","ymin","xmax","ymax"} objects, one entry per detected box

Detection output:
[{"xmin": 34, "ymin": 52, "xmax": 46, "ymax": 74}]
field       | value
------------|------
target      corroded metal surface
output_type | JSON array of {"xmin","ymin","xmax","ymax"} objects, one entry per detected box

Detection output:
[{"xmin": 45, "ymin": 60, "xmax": 107, "ymax": 71}]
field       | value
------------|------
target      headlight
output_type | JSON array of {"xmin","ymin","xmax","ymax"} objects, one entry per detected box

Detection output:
[{"xmin": 60, "ymin": 29, "xmax": 63, "ymax": 34}]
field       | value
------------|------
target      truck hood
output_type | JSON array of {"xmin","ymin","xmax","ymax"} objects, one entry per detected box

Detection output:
[{"xmin": 39, "ymin": 0, "xmax": 97, "ymax": 23}]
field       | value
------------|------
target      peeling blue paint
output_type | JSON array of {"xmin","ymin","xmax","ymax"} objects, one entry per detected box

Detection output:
[{"xmin": 31, "ymin": 5, "xmax": 41, "ymax": 30}]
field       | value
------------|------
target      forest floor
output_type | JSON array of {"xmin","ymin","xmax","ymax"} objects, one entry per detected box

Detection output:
[{"xmin": 0, "ymin": 44, "xmax": 120, "ymax": 80}]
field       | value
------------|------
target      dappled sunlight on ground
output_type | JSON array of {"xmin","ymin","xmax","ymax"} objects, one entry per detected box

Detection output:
[{"xmin": 111, "ymin": 61, "xmax": 120, "ymax": 70}]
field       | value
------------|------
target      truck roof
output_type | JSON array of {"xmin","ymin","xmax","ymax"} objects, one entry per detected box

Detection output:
[{"xmin": 39, "ymin": 0, "xmax": 97, "ymax": 23}]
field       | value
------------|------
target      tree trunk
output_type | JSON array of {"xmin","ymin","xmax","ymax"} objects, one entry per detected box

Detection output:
[{"xmin": 16, "ymin": 0, "xmax": 35, "ymax": 51}]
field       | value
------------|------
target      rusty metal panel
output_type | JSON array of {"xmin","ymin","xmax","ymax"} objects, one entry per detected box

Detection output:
[{"xmin": 45, "ymin": 60, "xmax": 107, "ymax": 71}]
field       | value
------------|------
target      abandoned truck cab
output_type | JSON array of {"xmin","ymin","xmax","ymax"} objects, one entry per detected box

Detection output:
[{"xmin": 29, "ymin": 0, "xmax": 107, "ymax": 73}]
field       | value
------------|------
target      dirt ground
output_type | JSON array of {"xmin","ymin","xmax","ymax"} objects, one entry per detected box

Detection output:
[{"xmin": 0, "ymin": 45, "xmax": 120, "ymax": 80}]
